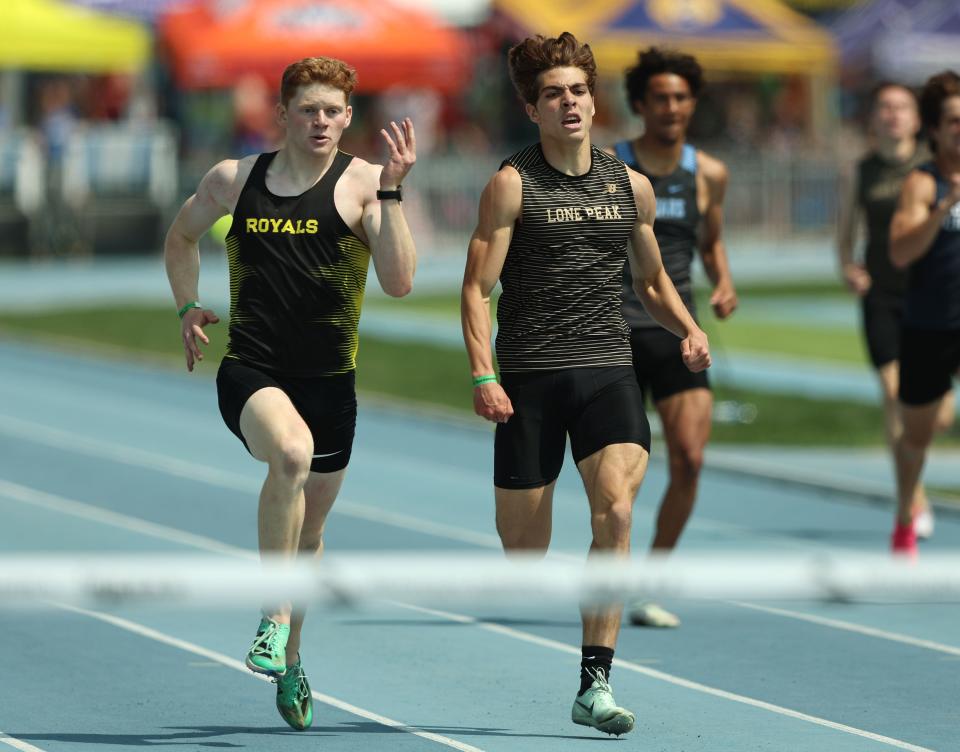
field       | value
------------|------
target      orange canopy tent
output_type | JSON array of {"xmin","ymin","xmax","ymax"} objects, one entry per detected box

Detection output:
[{"xmin": 158, "ymin": 0, "xmax": 470, "ymax": 93}]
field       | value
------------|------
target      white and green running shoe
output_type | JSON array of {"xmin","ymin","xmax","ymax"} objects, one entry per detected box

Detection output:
[
  {"xmin": 275, "ymin": 658, "xmax": 313, "ymax": 731},
  {"xmin": 628, "ymin": 601, "xmax": 680, "ymax": 628},
  {"xmin": 571, "ymin": 668, "xmax": 635, "ymax": 736},
  {"xmin": 245, "ymin": 617, "xmax": 289, "ymax": 677}
]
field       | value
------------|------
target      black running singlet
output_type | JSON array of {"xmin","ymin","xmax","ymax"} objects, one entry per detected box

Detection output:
[
  {"xmin": 613, "ymin": 141, "xmax": 700, "ymax": 329},
  {"xmin": 495, "ymin": 144, "xmax": 638, "ymax": 372},
  {"xmin": 857, "ymin": 147, "xmax": 927, "ymax": 295},
  {"xmin": 904, "ymin": 161, "xmax": 960, "ymax": 330},
  {"xmin": 224, "ymin": 150, "xmax": 371, "ymax": 376}
]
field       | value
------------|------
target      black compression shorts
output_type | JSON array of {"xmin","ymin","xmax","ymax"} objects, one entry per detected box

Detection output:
[
  {"xmin": 898, "ymin": 327, "xmax": 960, "ymax": 406},
  {"xmin": 494, "ymin": 366, "xmax": 650, "ymax": 490},
  {"xmin": 861, "ymin": 288, "xmax": 904, "ymax": 369},
  {"xmin": 630, "ymin": 326, "xmax": 709, "ymax": 403},
  {"xmin": 216, "ymin": 358, "xmax": 357, "ymax": 473}
]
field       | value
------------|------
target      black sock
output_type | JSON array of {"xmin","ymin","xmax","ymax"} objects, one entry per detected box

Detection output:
[{"xmin": 579, "ymin": 645, "xmax": 614, "ymax": 695}]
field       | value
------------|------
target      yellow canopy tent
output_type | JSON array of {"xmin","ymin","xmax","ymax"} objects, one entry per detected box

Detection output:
[{"xmin": 0, "ymin": 0, "xmax": 150, "ymax": 73}]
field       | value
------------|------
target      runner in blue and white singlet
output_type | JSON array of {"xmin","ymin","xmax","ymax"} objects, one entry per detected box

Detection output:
[{"xmin": 609, "ymin": 47, "xmax": 737, "ymax": 629}]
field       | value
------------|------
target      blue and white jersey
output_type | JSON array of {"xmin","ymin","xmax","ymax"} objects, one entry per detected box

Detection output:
[{"xmin": 614, "ymin": 141, "xmax": 700, "ymax": 329}]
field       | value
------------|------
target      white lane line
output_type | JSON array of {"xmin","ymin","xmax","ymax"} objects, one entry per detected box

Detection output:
[
  {"xmin": 336, "ymin": 502, "xmax": 503, "ymax": 549},
  {"xmin": 1, "ymin": 414, "xmax": 956, "ymax": 656},
  {"xmin": 0, "ymin": 479, "xmax": 254, "ymax": 560},
  {"xmin": 394, "ymin": 602, "xmax": 934, "ymax": 752},
  {"xmin": 56, "ymin": 603, "xmax": 483, "ymax": 752},
  {"xmin": 1, "ymin": 415, "xmax": 956, "ymax": 649},
  {"xmin": 0, "ymin": 732, "xmax": 46, "ymax": 752},
  {"xmin": 0, "ymin": 475, "xmax": 934, "ymax": 751},
  {"xmin": 0, "ymin": 413, "xmax": 841, "ymax": 553},
  {"xmin": 0, "ymin": 415, "xmax": 255, "ymax": 493},
  {"xmin": 8, "ymin": 463, "xmax": 960, "ymax": 665},
  {"xmin": 0, "ymin": 731, "xmax": 44, "ymax": 752},
  {"xmin": 0, "ymin": 477, "xmax": 487, "ymax": 751},
  {"xmin": 732, "ymin": 600, "xmax": 960, "ymax": 657},
  {"xmin": 0, "ymin": 414, "xmax": 949, "ymax": 748},
  {"xmin": 0, "ymin": 415, "xmax": 503, "ymax": 548}
]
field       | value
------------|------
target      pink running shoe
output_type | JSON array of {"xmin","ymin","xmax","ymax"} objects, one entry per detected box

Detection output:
[{"xmin": 891, "ymin": 522, "xmax": 918, "ymax": 558}]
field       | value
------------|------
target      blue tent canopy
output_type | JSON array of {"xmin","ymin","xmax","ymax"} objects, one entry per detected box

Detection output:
[
  {"xmin": 832, "ymin": 0, "xmax": 960, "ymax": 81},
  {"xmin": 495, "ymin": 0, "xmax": 837, "ymax": 75}
]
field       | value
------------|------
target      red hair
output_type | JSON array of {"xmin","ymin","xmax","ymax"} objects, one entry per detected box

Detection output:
[{"xmin": 280, "ymin": 57, "xmax": 358, "ymax": 106}]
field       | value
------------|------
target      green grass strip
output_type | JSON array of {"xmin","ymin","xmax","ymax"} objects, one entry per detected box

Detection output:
[{"xmin": 2, "ymin": 304, "xmax": 949, "ymax": 449}]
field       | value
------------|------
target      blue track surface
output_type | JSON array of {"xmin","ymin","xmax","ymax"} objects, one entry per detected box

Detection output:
[{"xmin": 0, "ymin": 340, "xmax": 957, "ymax": 752}]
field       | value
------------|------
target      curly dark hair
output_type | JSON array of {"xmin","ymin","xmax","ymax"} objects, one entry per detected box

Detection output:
[
  {"xmin": 507, "ymin": 32, "xmax": 597, "ymax": 105},
  {"xmin": 918, "ymin": 70, "xmax": 960, "ymax": 152},
  {"xmin": 624, "ymin": 47, "xmax": 703, "ymax": 113}
]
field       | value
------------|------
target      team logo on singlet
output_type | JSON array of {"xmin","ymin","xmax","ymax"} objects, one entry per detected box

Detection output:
[
  {"xmin": 657, "ymin": 198, "xmax": 686, "ymax": 219},
  {"xmin": 546, "ymin": 205, "xmax": 624, "ymax": 223},
  {"xmin": 245, "ymin": 218, "xmax": 320, "ymax": 234},
  {"xmin": 867, "ymin": 178, "xmax": 904, "ymax": 202},
  {"xmin": 944, "ymin": 201, "xmax": 960, "ymax": 231}
]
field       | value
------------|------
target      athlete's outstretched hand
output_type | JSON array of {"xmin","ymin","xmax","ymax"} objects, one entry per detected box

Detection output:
[
  {"xmin": 379, "ymin": 117, "xmax": 416, "ymax": 189},
  {"xmin": 681, "ymin": 328, "xmax": 711, "ymax": 373},
  {"xmin": 474, "ymin": 382, "xmax": 514, "ymax": 424},
  {"xmin": 180, "ymin": 307, "xmax": 220, "ymax": 372}
]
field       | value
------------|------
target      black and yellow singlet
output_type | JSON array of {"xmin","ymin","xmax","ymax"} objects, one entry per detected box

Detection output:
[{"xmin": 223, "ymin": 150, "xmax": 370, "ymax": 376}]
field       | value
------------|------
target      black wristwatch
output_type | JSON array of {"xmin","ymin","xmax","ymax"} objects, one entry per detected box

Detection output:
[{"xmin": 376, "ymin": 186, "xmax": 402, "ymax": 202}]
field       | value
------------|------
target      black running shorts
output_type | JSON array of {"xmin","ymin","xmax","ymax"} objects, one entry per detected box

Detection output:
[
  {"xmin": 861, "ymin": 288, "xmax": 904, "ymax": 369},
  {"xmin": 630, "ymin": 326, "xmax": 709, "ymax": 404},
  {"xmin": 494, "ymin": 366, "xmax": 650, "ymax": 490},
  {"xmin": 898, "ymin": 327, "xmax": 960, "ymax": 406},
  {"xmin": 216, "ymin": 358, "xmax": 357, "ymax": 473}
]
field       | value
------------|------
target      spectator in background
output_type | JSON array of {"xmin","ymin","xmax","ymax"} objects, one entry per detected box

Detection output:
[{"xmin": 232, "ymin": 74, "xmax": 280, "ymax": 155}]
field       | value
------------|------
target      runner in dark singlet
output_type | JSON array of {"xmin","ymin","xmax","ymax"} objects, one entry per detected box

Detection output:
[
  {"xmin": 163, "ymin": 56, "xmax": 417, "ymax": 729},
  {"xmin": 461, "ymin": 32, "xmax": 710, "ymax": 736},
  {"xmin": 836, "ymin": 81, "xmax": 949, "ymax": 541},
  {"xmin": 889, "ymin": 70, "xmax": 960, "ymax": 556},
  {"xmin": 608, "ymin": 47, "xmax": 737, "ymax": 628}
]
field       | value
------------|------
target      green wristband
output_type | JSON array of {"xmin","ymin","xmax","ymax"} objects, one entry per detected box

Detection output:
[
  {"xmin": 177, "ymin": 301, "xmax": 201, "ymax": 319},
  {"xmin": 472, "ymin": 374, "xmax": 498, "ymax": 387}
]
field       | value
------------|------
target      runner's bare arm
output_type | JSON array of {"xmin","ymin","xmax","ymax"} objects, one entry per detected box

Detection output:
[
  {"xmin": 626, "ymin": 170, "xmax": 711, "ymax": 372},
  {"xmin": 891, "ymin": 170, "xmax": 960, "ymax": 268},
  {"xmin": 698, "ymin": 153, "xmax": 737, "ymax": 319},
  {"xmin": 164, "ymin": 160, "xmax": 241, "ymax": 371},
  {"xmin": 461, "ymin": 167, "xmax": 521, "ymax": 422},
  {"xmin": 836, "ymin": 164, "xmax": 870, "ymax": 294},
  {"xmin": 362, "ymin": 118, "xmax": 417, "ymax": 297}
]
